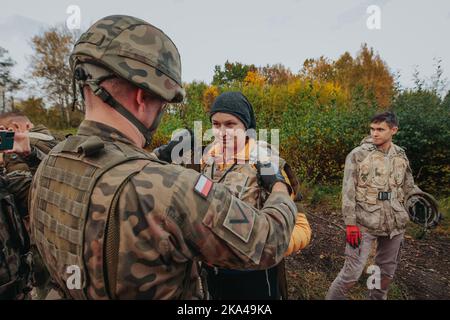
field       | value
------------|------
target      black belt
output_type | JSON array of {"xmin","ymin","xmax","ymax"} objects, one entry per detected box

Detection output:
[{"xmin": 378, "ymin": 191, "xmax": 391, "ymax": 201}]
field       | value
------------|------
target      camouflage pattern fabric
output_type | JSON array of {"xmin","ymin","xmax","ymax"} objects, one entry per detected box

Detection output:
[
  {"xmin": 30, "ymin": 120, "xmax": 297, "ymax": 300},
  {"xmin": 0, "ymin": 173, "xmax": 32, "ymax": 299},
  {"xmin": 1, "ymin": 126, "xmax": 58, "ymax": 300},
  {"xmin": 342, "ymin": 137, "xmax": 421, "ymax": 237},
  {"xmin": 201, "ymin": 139, "xmax": 311, "ymax": 255},
  {"xmin": 71, "ymin": 15, "xmax": 185, "ymax": 103}
]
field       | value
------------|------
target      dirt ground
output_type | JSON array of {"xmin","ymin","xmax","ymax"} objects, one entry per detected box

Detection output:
[
  {"xmin": 30, "ymin": 203, "xmax": 449, "ymax": 300},
  {"xmin": 285, "ymin": 207, "xmax": 450, "ymax": 300}
]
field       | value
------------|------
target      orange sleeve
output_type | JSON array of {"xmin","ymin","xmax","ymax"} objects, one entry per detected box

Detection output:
[{"xmin": 284, "ymin": 212, "xmax": 311, "ymax": 256}]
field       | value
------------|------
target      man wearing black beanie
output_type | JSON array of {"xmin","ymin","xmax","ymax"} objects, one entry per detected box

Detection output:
[{"xmin": 201, "ymin": 91, "xmax": 311, "ymax": 300}]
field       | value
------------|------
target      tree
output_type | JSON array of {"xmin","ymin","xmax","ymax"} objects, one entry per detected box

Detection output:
[
  {"xmin": 300, "ymin": 56, "xmax": 335, "ymax": 82},
  {"xmin": 442, "ymin": 90, "xmax": 450, "ymax": 108},
  {"xmin": 212, "ymin": 61, "xmax": 256, "ymax": 86},
  {"xmin": 0, "ymin": 46, "xmax": 22, "ymax": 112},
  {"xmin": 258, "ymin": 64, "xmax": 294, "ymax": 85},
  {"xmin": 429, "ymin": 57, "xmax": 448, "ymax": 96},
  {"xmin": 16, "ymin": 97, "xmax": 48, "ymax": 126},
  {"xmin": 393, "ymin": 90, "xmax": 450, "ymax": 195},
  {"xmin": 29, "ymin": 25, "xmax": 80, "ymax": 127},
  {"xmin": 299, "ymin": 44, "xmax": 395, "ymax": 109},
  {"xmin": 351, "ymin": 44, "xmax": 394, "ymax": 108}
]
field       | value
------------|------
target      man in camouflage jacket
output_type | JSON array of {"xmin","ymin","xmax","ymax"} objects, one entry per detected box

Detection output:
[
  {"xmin": 28, "ymin": 15, "xmax": 297, "ymax": 300},
  {"xmin": 326, "ymin": 111, "xmax": 422, "ymax": 300},
  {"xmin": 0, "ymin": 112, "xmax": 58, "ymax": 299}
]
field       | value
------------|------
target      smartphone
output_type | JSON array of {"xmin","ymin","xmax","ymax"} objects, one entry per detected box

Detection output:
[{"xmin": 0, "ymin": 131, "xmax": 15, "ymax": 151}]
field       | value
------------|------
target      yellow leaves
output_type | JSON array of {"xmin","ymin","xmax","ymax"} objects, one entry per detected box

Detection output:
[
  {"xmin": 300, "ymin": 44, "xmax": 395, "ymax": 109},
  {"xmin": 286, "ymin": 78, "xmax": 349, "ymax": 108},
  {"xmin": 244, "ymin": 70, "xmax": 265, "ymax": 87},
  {"xmin": 316, "ymin": 81, "xmax": 348, "ymax": 107},
  {"xmin": 202, "ymin": 85, "xmax": 219, "ymax": 112}
]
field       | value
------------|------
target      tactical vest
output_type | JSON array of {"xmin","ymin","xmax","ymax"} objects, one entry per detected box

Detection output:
[
  {"xmin": 355, "ymin": 146, "xmax": 408, "ymax": 205},
  {"xmin": 202, "ymin": 155, "xmax": 301, "ymax": 209},
  {"xmin": 203, "ymin": 161, "xmax": 265, "ymax": 209},
  {"xmin": 31, "ymin": 135, "xmax": 154, "ymax": 299}
]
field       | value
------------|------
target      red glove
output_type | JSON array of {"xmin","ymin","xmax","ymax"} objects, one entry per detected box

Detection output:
[{"xmin": 346, "ymin": 225, "xmax": 361, "ymax": 248}]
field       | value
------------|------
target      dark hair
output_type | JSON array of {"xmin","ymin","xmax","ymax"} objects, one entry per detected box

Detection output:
[
  {"xmin": 102, "ymin": 77, "xmax": 166, "ymax": 103},
  {"xmin": 370, "ymin": 111, "xmax": 399, "ymax": 128}
]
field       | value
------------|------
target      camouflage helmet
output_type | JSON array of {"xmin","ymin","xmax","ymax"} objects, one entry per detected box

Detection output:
[
  {"xmin": 70, "ymin": 15, "xmax": 185, "ymax": 103},
  {"xmin": 405, "ymin": 191, "xmax": 442, "ymax": 229}
]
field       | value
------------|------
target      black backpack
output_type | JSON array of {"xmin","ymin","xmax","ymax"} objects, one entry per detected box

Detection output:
[{"xmin": 0, "ymin": 176, "xmax": 32, "ymax": 299}]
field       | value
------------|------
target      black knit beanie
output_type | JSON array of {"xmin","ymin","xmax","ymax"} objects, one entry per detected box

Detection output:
[{"xmin": 210, "ymin": 92, "xmax": 256, "ymax": 130}]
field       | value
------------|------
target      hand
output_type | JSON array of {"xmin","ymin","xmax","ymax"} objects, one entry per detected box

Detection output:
[
  {"xmin": 0, "ymin": 121, "xmax": 31, "ymax": 156},
  {"xmin": 153, "ymin": 128, "xmax": 193, "ymax": 163},
  {"xmin": 346, "ymin": 225, "xmax": 362, "ymax": 248},
  {"xmin": 256, "ymin": 161, "xmax": 292, "ymax": 194}
]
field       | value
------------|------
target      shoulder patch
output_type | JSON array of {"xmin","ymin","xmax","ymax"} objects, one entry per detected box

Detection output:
[
  {"xmin": 194, "ymin": 174, "xmax": 213, "ymax": 199},
  {"xmin": 223, "ymin": 197, "xmax": 256, "ymax": 243}
]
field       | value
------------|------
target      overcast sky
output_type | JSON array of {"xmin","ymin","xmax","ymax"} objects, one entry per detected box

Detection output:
[{"xmin": 1, "ymin": 0, "xmax": 450, "ymax": 92}]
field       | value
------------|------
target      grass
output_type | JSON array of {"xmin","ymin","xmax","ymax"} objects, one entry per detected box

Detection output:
[
  {"xmin": 287, "ymin": 269, "xmax": 405, "ymax": 300},
  {"xmin": 299, "ymin": 183, "xmax": 342, "ymax": 212},
  {"xmin": 435, "ymin": 196, "xmax": 450, "ymax": 236}
]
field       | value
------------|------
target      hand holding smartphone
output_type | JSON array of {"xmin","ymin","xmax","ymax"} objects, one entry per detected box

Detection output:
[{"xmin": 0, "ymin": 131, "xmax": 15, "ymax": 151}]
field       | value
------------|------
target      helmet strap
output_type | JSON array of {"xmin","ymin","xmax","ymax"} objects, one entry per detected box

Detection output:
[
  {"xmin": 73, "ymin": 62, "xmax": 164, "ymax": 147},
  {"xmin": 91, "ymin": 81, "xmax": 161, "ymax": 147}
]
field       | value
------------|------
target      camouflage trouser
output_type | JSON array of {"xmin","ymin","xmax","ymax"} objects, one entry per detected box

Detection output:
[{"xmin": 326, "ymin": 232, "xmax": 404, "ymax": 300}]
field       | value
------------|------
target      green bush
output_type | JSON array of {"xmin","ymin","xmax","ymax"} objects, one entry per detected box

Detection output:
[{"xmin": 392, "ymin": 90, "xmax": 450, "ymax": 195}]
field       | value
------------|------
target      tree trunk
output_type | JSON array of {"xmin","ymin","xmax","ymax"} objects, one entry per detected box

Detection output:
[
  {"xmin": 58, "ymin": 103, "xmax": 66, "ymax": 127},
  {"xmin": 64, "ymin": 96, "xmax": 71, "ymax": 126},
  {"xmin": 1, "ymin": 89, "xmax": 5, "ymax": 113}
]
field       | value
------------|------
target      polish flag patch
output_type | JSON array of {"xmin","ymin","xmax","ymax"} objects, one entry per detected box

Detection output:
[{"xmin": 194, "ymin": 175, "xmax": 213, "ymax": 199}]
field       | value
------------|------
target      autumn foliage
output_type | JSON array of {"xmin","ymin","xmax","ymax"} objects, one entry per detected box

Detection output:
[{"xmin": 3, "ymin": 34, "xmax": 448, "ymax": 195}]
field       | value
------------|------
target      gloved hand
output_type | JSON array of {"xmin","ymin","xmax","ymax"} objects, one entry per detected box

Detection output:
[
  {"xmin": 256, "ymin": 161, "xmax": 292, "ymax": 194},
  {"xmin": 346, "ymin": 225, "xmax": 362, "ymax": 248},
  {"xmin": 153, "ymin": 128, "xmax": 193, "ymax": 163}
]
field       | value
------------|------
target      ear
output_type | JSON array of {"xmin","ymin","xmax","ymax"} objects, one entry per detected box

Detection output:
[
  {"xmin": 135, "ymin": 88, "xmax": 147, "ymax": 112},
  {"xmin": 391, "ymin": 126, "xmax": 398, "ymax": 135}
]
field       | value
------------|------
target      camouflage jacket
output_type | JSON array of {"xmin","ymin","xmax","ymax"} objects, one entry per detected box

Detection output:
[
  {"xmin": 30, "ymin": 120, "xmax": 297, "ymax": 300},
  {"xmin": 2, "ymin": 125, "xmax": 57, "ymax": 220},
  {"xmin": 202, "ymin": 139, "xmax": 311, "ymax": 256},
  {"xmin": 342, "ymin": 137, "xmax": 421, "ymax": 237},
  {"xmin": 0, "ymin": 172, "xmax": 33, "ymax": 300}
]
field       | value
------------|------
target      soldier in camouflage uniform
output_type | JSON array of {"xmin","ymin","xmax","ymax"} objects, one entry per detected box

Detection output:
[
  {"xmin": 0, "ymin": 112, "xmax": 57, "ymax": 299},
  {"xmin": 0, "ymin": 111, "xmax": 58, "ymax": 175},
  {"xmin": 326, "ymin": 111, "xmax": 422, "ymax": 300},
  {"xmin": 29, "ymin": 15, "xmax": 297, "ymax": 300},
  {"xmin": 0, "ymin": 169, "xmax": 33, "ymax": 299}
]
